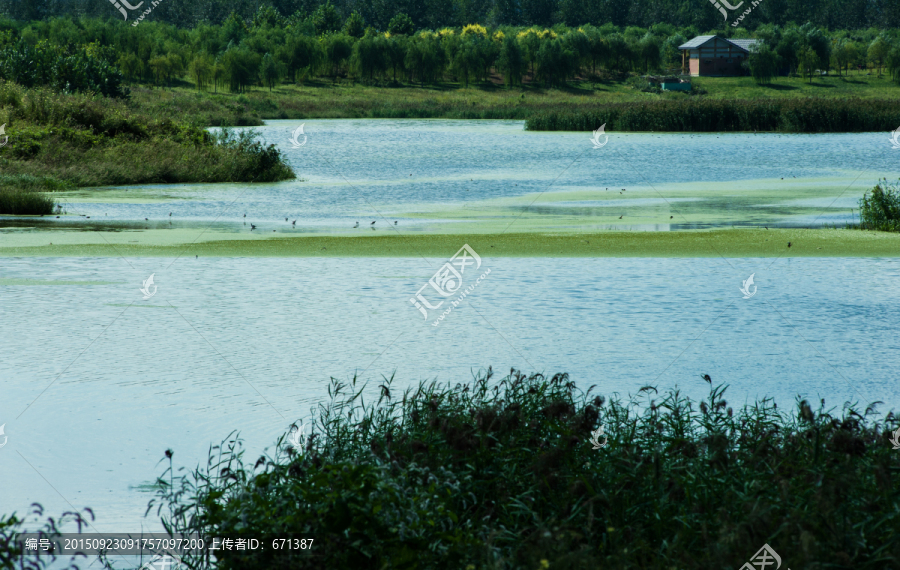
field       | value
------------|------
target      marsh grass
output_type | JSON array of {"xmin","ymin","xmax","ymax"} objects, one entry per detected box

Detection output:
[
  {"xmin": 0, "ymin": 174, "xmax": 67, "ymax": 214},
  {"xmin": 0, "ymin": 81, "xmax": 294, "ymax": 193},
  {"xmin": 857, "ymin": 178, "xmax": 900, "ymax": 232},
  {"xmin": 526, "ymin": 98, "xmax": 900, "ymax": 132},
  {"xmin": 147, "ymin": 368, "xmax": 900, "ymax": 570}
]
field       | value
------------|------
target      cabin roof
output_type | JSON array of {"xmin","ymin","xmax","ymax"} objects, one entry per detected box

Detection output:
[
  {"xmin": 678, "ymin": 35, "xmax": 761, "ymax": 53},
  {"xmin": 678, "ymin": 35, "xmax": 716, "ymax": 49}
]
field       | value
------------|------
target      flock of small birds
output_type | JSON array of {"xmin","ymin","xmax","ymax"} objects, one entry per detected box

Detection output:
[{"xmin": 233, "ymin": 214, "xmax": 400, "ymax": 231}]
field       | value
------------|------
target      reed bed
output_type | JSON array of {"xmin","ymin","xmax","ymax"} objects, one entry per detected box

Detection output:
[
  {"xmin": 0, "ymin": 174, "xmax": 70, "ymax": 215},
  {"xmin": 0, "ymin": 81, "xmax": 294, "ymax": 206},
  {"xmin": 145, "ymin": 368, "xmax": 900, "ymax": 570},
  {"xmin": 857, "ymin": 178, "xmax": 900, "ymax": 232},
  {"xmin": 526, "ymin": 98, "xmax": 900, "ymax": 132}
]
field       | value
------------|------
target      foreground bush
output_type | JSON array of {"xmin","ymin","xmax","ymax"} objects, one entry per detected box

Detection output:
[
  {"xmin": 0, "ymin": 504, "xmax": 92, "ymax": 569},
  {"xmin": 527, "ymin": 98, "xmax": 900, "ymax": 132},
  {"xmin": 149, "ymin": 369, "xmax": 900, "ymax": 570},
  {"xmin": 859, "ymin": 178, "xmax": 900, "ymax": 232}
]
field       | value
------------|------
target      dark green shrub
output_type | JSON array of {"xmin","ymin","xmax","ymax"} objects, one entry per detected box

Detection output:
[{"xmin": 859, "ymin": 178, "xmax": 900, "ymax": 231}]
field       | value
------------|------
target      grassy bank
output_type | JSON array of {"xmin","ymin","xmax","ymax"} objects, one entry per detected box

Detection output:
[
  {"xmin": 147, "ymin": 369, "xmax": 900, "ymax": 570},
  {"xmin": 123, "ymin": 74, "xmax": 900, "ymax": 128},
  {"xmin": 0, "ymin": 81, "xmax": 295, "ymax": 214},
  {"xmin": 3, "ymin": 229, "xmax": 900, "ymax": 258}
]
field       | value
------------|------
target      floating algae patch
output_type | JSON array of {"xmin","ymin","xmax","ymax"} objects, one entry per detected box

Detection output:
[
  {"xmin": 105, "ymin": 303, "xmax": 175, "ymax": 308},
  {"xmin": 401, "ymin": 173, "xmax": 876, "ymax": 230},
  {"xmin": 61, "ymin": 184, "xmax": 212, "ymax": 203}
]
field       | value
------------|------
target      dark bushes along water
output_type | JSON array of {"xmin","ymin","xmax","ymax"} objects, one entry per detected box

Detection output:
[
  {"xmin": 526, "ymin": 98, "xmax": 900, "ymax": 132},
  {"xmin": 858, "ymin": 178, "xmax": 900, "ymax": 232},
  {"xmin": 145, "ymin": 368, "xmax": 900, "ymax": 570},
  {"xmin": 0, "ymin": 81, "xmax": 294, "ymax": 214}
]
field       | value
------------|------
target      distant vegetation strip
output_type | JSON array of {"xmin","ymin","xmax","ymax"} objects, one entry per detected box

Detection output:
[
  {"xmin": 526, "ymin": 97, "xmax": 900, "ymax": 131},
  {"xmin": 2, "ymin": 15, "xmax": 900, "ymax": 97}
]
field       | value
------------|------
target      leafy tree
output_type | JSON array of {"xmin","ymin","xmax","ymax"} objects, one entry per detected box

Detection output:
[
  {"xmin": 190, "ymin": 51, "xmax": 214, "ymax": 89},
  {"xmin": 663, "ymin": 33, "xmax": 686, "ymax": 69},
  {"xmin": 260, "ymin": 52, "xmax": 280, "ymax": 90},
  {"xmin": 221, "ymin": 12, "xmax": 247, "ymax": 45},
  {"xmin": 322, "ymin": 32, "xmax": 352, "ymax": 80},
  {"xmin": 222, "ymin": 46, "xmax": 261, "ymax": 92},
  {"xmin": 118, "ymin": 51, "xmax": 143, "ymax": 81},
  {"xmin": 388, "ymin": 13, "xmax": 415, "ymax": 36},
  {"xmin": 405, "ymin": 32, "xmax": 444, "ymax": 85},
  {"xmin": 605, "ymin": 33, "xmax": 631, "ymax": 73},
  {"xmin": 351, "ymin": 33, "xmax": 386, "ymax": 81},
  {"xmin": 537, "ymin": 38, "xmax": 576, "ymax": 86},
  {"xmin": 343, "ymin": 11, "xmax": 365, "ymax": 39},
  {"xmin": 800, "ymin": 23, "xmax": 831, "ymax": 70},
  {"xmin": 562, "ymin": 30, "xmax": 590, "ymax": 78},
  {"xmin": 450, "ymin": 36, "xmax": 480, "ymax": 87},
  {"xmin": 637, "ymin": 32, "xmax": 661, "ymax": 72},
  {"xmin": 498, "ymin": 33, "xmax": 525, "ymax": 86},
  {"xmin": 252, "ymin": 5, "xmax": 283, "ymax": 28},
  {"xmin": 385, "ymin": 34, "xmax": 407, "ymax": 82},
  {"xmin": 148, "ymin": 55, "xmax": 169, "ymax": 85},
  {"xmin": 797, "ymin": 45, "xmax": 818, "ymax": 83},
  {"xmin": 516, "ymin": 28, "xmax": 541, "ymax": 80},
  {"xmin": 277, "ymin": 33, "xmax": 322, "ymax": 82},
  {"xmin": 867, "ymin": 35, "xmax": 890, "ymax": 76},
  {"xmin": 748, "ymin": 43, "xmax": 779, "ymax": 84},
  {"xmin": 312, "ymin": 2, "xmax": 341, "ymax": 35}
]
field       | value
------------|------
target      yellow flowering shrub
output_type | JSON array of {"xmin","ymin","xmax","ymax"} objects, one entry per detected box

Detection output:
[{"xmin": 461, "ymin": 23, "xmax": 489, "ymax": 38}]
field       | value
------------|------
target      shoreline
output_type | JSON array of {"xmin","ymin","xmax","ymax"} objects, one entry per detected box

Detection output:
[{"xmin": 2, "ymin": 228, "xmax": 898, "ymax": 257}]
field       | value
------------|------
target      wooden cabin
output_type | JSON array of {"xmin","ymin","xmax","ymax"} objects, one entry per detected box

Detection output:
[{"xmin": 678, "ymin": 36, "xmax": 760, "ymax": 77}]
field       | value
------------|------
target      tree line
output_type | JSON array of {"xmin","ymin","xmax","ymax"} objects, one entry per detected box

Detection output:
[
  {"xmin": 3, "ymin": 0, "xmax": 899, "ymax": 33},
  {"xmin": 1, "ymin": 12, "xmax": 899, "ymax": 96}
]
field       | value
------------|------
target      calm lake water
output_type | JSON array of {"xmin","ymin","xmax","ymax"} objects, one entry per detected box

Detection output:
[
  {"xmin": 7, "ymin": 120, "xmax": 899, "ymax": 234},
  {"xmin": 2, "ymin": 121, "xmax": 899, "ymax": 538}
]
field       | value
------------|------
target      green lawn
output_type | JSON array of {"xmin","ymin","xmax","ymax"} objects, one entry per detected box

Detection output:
[{"xmin": 132, "ymin": 73, "xmax": 900, "ymax": 124}]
